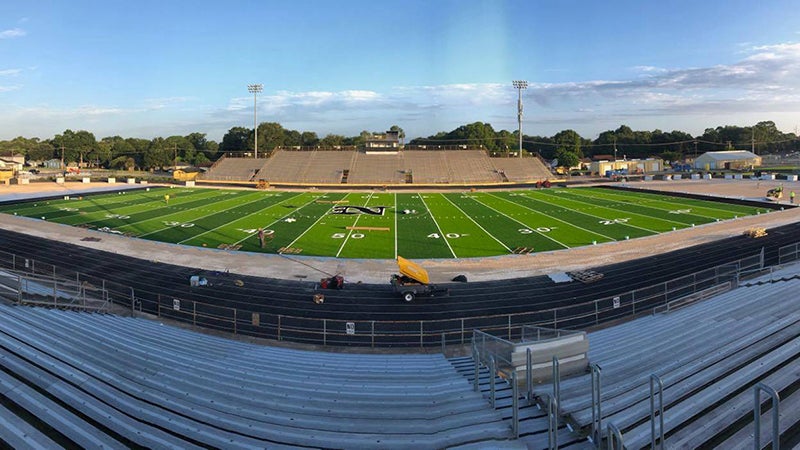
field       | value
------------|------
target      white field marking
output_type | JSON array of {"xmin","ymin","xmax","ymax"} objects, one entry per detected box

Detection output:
[
  {"xmin": 335, "ymin": 192, "xmax": 374, "ymax": 258},
  {"xmin": 484, "ymin": 192, "xmax": 615, "ymax": 243},
  {"xmin": 136, "ymin": 191, "xmax": 269, "ymax": 238},
  {"xmin": 283, "ymin": 192, "xmax": 351, "ymax": 253},
  {"xmin": 183, "ymin": 192, "xmax": 308, "ymax": 245},
  {"xmin": 522, "ymin": 190, "xmax": 662, "ymax": 234},
  {"xmin": 95, "ymin": 189, "xmax": 250, "ymax": 230},
  {"xmin": 440, "ymin": 194, "xmax": 512, "ymax": 253},
  {"xmin": 566, "ymin": 188, "xmax": 722, "ymax": 222},
  {"xmin": 418, "ymin": 193, "xmax": 457, "ymax": 258},
  {"xmin": 394, "ymin": 192, "xmax": 398, "ymax": 259}
]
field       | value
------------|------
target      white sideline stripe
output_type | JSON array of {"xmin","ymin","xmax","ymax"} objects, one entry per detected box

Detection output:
[
  {"xmin": 485, "ymin": 192, "xmax": 615, "ymax": 243},
  {"xmin": 574, "ymin": 188, "xmax": 738, "ymax": 221},
  {"xmin": 336, "ymin": 192, "xmax": 374, "ymax": 258},
  {"xmin": 136, "ymin": 191, "xmax": 267, "ymax": 238},
  {"xmin": 527, "ymin": 190, "xmax": 661, "ymax": 234},
  {"xmin": 284, "ymin": 192, "xmax": 350, "ymax": 252},
  {"xmin": 418, "ymin": 194, "xmax": 457, "ymax": 258},
  {"xmin": 183, "ymin": 192, "xmax": 306, "ymax": 245},
  {"xmin": 440, "ymin": 194, "xmax": 512, "ymax": 253}
]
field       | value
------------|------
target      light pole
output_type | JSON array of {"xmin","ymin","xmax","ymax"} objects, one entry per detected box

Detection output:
[
  {"xmin": 247, "ymin": 84, "xmax": 263, "ymax": 158},
  {"xmin": 512, "ymin": 80, "xmax": 528, "ymax": 158}
]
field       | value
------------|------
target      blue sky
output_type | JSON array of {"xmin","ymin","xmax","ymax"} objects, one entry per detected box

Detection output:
[{"xmin": 2, "ymin": 0, "xmax": 800, "ymax": 141}]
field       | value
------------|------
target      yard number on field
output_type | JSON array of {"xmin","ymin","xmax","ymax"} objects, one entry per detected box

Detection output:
[{"xmin": 599, "ymin": 218, "xmax": 630, "ymax": 225}]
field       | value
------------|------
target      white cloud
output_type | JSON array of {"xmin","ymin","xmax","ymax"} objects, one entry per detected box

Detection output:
[
  {"xmin": 0, "ymin": 68, "xmax": 22, "ymax": 76},
  {"xmin": 0, "ymin": 28, "xmax": 26, "ymax": 39}
]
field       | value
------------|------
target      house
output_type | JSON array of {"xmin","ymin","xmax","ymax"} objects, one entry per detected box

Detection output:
[{"xmin": 693, "ymin": 150, "xmax": 761, "ymax": 170}]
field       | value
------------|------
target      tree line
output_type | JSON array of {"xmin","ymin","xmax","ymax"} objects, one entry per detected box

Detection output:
[{"xmin": 1, "ymin": 121, "xmax": 797, "ymax": 171}]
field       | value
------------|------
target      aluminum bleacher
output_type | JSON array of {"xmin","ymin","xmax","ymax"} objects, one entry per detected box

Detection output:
[
  {"xmin": 0, "ymin": 303, "xmax": 523, "ymax": 449},
  {"xmin": 489, "ymin": 157, "xmax": 554, "ymax": 183},
  {"xmin": 531, "ymin": 277, "xmax": 800, "ymax": 448},
  {"xmin": 200, "ymin": 157, "xmax": 264, "ymax": 181}
]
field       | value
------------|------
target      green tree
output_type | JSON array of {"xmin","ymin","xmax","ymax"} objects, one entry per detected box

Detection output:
[
  {"xmin": 220, "ymin": 127, "xmax": 250, "ymax": 153},
  {"xmin": 320, "ymin": 134, "xmax": 345, "ymax": 147}
]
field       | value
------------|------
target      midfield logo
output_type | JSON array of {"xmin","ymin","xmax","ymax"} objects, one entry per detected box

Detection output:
[{"xmin": 329, "ymin": 205, "xmax": 387, "ymax": 216}]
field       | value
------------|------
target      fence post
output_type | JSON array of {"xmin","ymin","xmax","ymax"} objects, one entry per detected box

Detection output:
[
  {"xmin": 233, "ymin": 308, "xmax": 237, "ymax": 335},
  {"xmin": 461, "ymin": 318, "xmax": 465, "ymax": 344},
  {"xmin": 17, "ymin": 273, "xmax": 22, "ymax": 304},
  {"xmin": 753, "ymin": 382, "xmax": 780, "ymax": 450},
  {"xmin": 420, "ymin": 321, "xmax": 424, "ymax": 348},
  {"xmin": 278, "ymin": 315, "xmax": 282, "ymax": 340},
  {"xmin": 323, "ymin": 319, "xmax": 327, "ymax": 346},
  {"xmin": 441, "ymin": 332, "xmax": 446, "ymax": 355},
  {"xmin": 650, "ymin": 374, "xmax": 665, "ymax": 450},
  {"xmin": 371, "ymin": 320, "xmax": 375, "ymax": 348},
  {"xmin": 193, "ymin": 301, "xmax": 196, "ymax": 326},
  {"xmin": 595, "ymin": 300, "xmax": 599, "ymax": 325},
  {"xmin": 508, "ymin": 314, "xmax": 512, "ymax": 340},
  {"xmin": 130, "ymin": 287, "xmax": 135, "ymax": 317}
]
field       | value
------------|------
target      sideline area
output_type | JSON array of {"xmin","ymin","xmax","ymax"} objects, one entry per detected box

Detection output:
[{"xmin": 1, "ymin": 179, "xmax": 799, "ymax": 284}]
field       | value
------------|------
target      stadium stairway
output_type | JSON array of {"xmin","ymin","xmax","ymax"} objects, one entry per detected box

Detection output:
[
  {"xmin": 0, "ymin": 303, "xmax": 525, "ymax": 449},
  {"xmin": 530, "ymin": 277, "xmax": 800, "ymax": 449}
]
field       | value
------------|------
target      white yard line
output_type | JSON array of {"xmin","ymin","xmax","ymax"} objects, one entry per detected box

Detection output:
[
  {"xmin": 522, "ymin": 190, "xmax": 662, "ymax": 234},
  {"xmin": 137, "ymin": 192, "xmax": 267, "ymax": 238},
  {"xmin": 335, "ymin": 192, "xmax": 374, "ymax": 258},
  {"xmin": 418, "ymin": 194, "xmax": 457, "ymax": 258},
  {"xmin": 570, "ymin": 188, "xmax": 729, "ymax": 221},
  {"xmin": 485, "ymin": 192, "xmax": 616, "ymax": 243},
  {"xmin": 283, "ymin": 193, "xmax": 349, "ymax": 253},
  {"xmin": 180, "ymin": 192, "xmax": 306, "ymax": 245},
  {"xmin": 440, "ymin": 194, "xmax": 512, "ymax": 252}
]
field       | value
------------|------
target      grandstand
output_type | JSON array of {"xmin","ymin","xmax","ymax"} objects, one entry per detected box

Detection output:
[
  {"xmin": 529, "ymin": 270, "xmax": 800, "ymax": 448},
  {"xmin": 200, "ymin": 157, "xmax": 264, "ymax": 182},
  {"xmin": 201, "ymin": 148, "xmax": 554, "ymax": 186}
]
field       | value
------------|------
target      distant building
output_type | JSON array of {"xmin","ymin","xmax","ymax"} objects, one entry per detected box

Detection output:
[
  {"xmin": 693, "ymin": 150, "xmax": 761, "ymax": 170},
  {"xmin": 365, "ymin": 130, "xmax": 401, "ymax": 154},
  {"xmin": 589, "ymin": 158, "xmax": 663, "ymax": 176},
  {"xmin": 0, "ymin": 154, "xmax": 24, "ymax": 171}
]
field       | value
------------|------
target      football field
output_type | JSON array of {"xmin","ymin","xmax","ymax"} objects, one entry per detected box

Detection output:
[{"xmin": 0, "ymin": 186, "xmax": 773, "ymax": 259}]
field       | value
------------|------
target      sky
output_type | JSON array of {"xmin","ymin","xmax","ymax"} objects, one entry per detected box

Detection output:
[{"xmin": 2, "ymin": 0, "xmax": 800, "ymax": 142}]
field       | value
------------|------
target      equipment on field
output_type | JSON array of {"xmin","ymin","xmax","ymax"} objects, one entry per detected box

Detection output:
[
  {"xmin": 390, "ymin": 256, "xmax": 448, "ymax": 302},
  {"xmin": 766, "ymin": 185, "xmax": 783, "ymax": 200},
  {"xmin": 320, "ymin": 275, "xmax": 344, "ymax": 290}
]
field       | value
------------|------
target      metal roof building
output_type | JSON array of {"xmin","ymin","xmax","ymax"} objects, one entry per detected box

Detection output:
[{"xmin": 693, "ymin": 150, "xmax": 761, "ymax": 170}]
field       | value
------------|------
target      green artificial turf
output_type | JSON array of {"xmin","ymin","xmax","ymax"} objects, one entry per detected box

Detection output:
[{"xmin": 0, "ymin": 186, "xmax": 772, "ymax": 259}]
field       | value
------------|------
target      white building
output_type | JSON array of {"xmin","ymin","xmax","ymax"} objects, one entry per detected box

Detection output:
[{"xmin": 693, "ymin": 150, "xmax": 761, "ymax": 170}]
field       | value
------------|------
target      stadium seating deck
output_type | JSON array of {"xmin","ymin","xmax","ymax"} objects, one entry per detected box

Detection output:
[
  {"xmin": 200, "ymin": 157, "xmax": 264, "ymax": 181},
  {"xmin": 531, "ymin": 277, "xmax": 800, "ymax": 448},
  {"xmin": 201, "ymin": 149, "xmax": 555, "ymax": 185},
  {"xmin": 0, "ymin": 303, "xmax": 522, "ymax": 448}
]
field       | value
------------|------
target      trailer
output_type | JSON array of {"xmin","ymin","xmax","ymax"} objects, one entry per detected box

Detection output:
[{"xmin": 390, "ymin": 256, "xmax": 448, "ymax": 302}]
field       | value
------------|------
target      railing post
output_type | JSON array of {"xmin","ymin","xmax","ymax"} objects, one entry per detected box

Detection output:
[
  {"xmin": 547, "ymin": 394, "xmax": 558, "ymax": 450},
  {"xmin": 489, "ymin": 356, "xmax": 496, "ymax": 409},
  {"xmin": 508, "ymin": 314, "xmax": 512, "ymax": 340},
  {"xmin": 17, "ymin": 273, "xmax": 22, "ymax": 304},
  {"xmin": 461, "ymin": 318, "xmax": 465, "ymax": 344},
  {"xmin": 277, "ymin": 314, "xmax": 282, "ymax": 340},
  {"xmin": 553, "ymin": 356, "xmax": 561, "ymax": 417},
  {"xmin": 323, "ymin": 319, "xmax": 327, "ymax": 346},
  {"xmin": 650, "ymin": 374, "xmax": 664, "ymax": 450},
  {"xmin": 511, "ymin": 371, "xmax": 519, "ymax": 439},
  {"xmin": 526, "ymin": 347, "xmax": 533, "ymax": 402},
  {"xmin": 441, "ymin": 332, "xmax": 446, "ymax": 354},
  {"xmin": 371, "ymin": 320, "xmax": 375, "ymax": 348},
  {"xmin": 595, "ymin": 300, "xmax": 599, "ymax": 325},
  {"xmin": 420, "ymin": 321, "xmax": 423, "ymax": 348},
  {"xmin": 753, "ymin": 382, "xmax": 780, "ymax": 450},
  {"xmin": 472, "ymin": 340, "xmax": 479, "ymax": 392},
  {"xmin": 130, "ymin": 287, "xmax": 135, "ymax": 316},
  {"xmin": 591, "ymin": 363, "xmax": 602, "ymax": 446},
  {"xmin": 607, "ymin": 422, "xmax": 624, "ymax": 450},
  {"xmin": 233, "ymin": 308, "xmax": 237, "ymax": 335}
]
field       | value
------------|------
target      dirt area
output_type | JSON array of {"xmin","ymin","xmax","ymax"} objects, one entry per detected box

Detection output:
[{"xmin": 1, "ymin": 179, "xmax": 798, "ymax": 284}]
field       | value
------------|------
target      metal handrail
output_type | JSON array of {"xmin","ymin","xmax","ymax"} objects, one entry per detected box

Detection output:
[
  {"xmin": 650, "ymin": 374, "xmax": 665, "ymax": 450},
  {"xmin": 753, "ymin": 383, "xmax": 781, "ymax": 450}
]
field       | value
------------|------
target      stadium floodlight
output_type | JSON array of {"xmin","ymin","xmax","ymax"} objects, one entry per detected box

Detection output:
[
  {"xmin": 248, "ymin": 84, "xmax": 263, "ymax": 158},
  {"xmin": 512, "ymin": 80, "xmax": 528, "ymax": 158}
]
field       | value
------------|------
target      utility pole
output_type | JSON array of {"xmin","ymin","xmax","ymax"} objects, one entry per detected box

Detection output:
[
  {"xmin": 512, "ymin": 80, "xmax": 528, "ymax": 158},
  {"xmin": 60, "ymin": 145, "xmax": 65, "ymax": 170},
  {"xmin": 613, "ymin": 137, "xmax": 618, "ymax": 161},
  {"xmin": 248, "ymin": 84, "xmax": 263, "ymax": 158}
]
